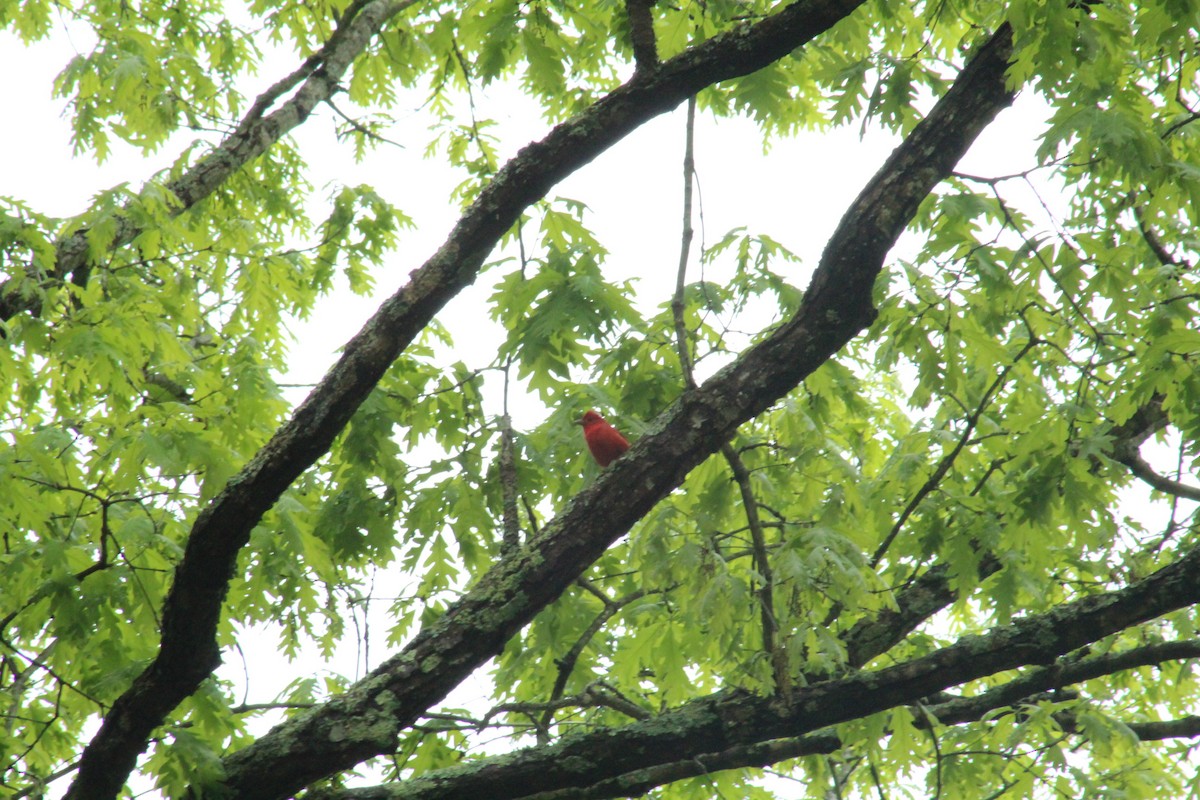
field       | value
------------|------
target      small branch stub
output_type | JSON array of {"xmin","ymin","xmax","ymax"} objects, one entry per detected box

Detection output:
[{"xmin": 626, "ymin": 0, "xmax": 659, "ymax": 75}]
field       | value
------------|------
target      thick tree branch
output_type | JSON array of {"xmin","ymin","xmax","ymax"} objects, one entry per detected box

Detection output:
[
  {"xmin": 625, "ymin": 0, "xmax": 659, "ymax": 75},
  {"xmin": 1124, "ymin": 715, "xmax": 1200, "ymax": 741},
  {"xmin": 315, "ymin": 705, "xmax": 1200, "ymax": 800},
  {"xmin": 304, "ymin": 550, "xmax": 1200, "ymax": 800},
  {"xmin": 66, "ymin": 3, "xmax": 878, "ymax": 797},
  {"xmin": 1114, "ymin": 448, "xmax": 1200, "ymax": 502},
  {"xmin": 925, "ymin": 638, "xmax": 1200, "ymax": 724},
  {"xmin": 1108, "ymin": 393, "xmax": 1168, "ymax": 446},
  {"xmin": 840, "ymin": 553, "xmax": 1003, "ymax": 670},
  {"xmin": 1104, "ymin": 393, "xmax": 1200, "ymax": 501},
  {"xmin": 204, "ymin": 20, "xmax": 1018, "ymax": 799},
  {"xmin": 512, "ymin": 714, "xmax": 1200, "ymax": 800},
  {"xmin": 1, "ymin": 0, "xmax": 419, "ymax": 324}
]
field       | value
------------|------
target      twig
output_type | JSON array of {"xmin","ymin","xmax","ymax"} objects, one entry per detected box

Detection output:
[
  {"xmin": 9, "ymin": 760, "xmax": 80, "ymax": 800},
  {"xmin": 668, "ymin": 95, "xmax": 787, "ymax": 699},
  {"xmin": 539, "ymin": 585, "xmax": 651, "ymax": 739},
  {"xmin": 498, "ymin": 410, "xmax": 521, "ymax": 556},
  {"xmin": 327, "ymin": 96, "xmax": 407, "ymax": 150},
  {"xmin": 870, "ymin": 338, "xmax": 1037, "ymax": 569},
  {"xmin": 1135, "ymin": 209, "xmax": 1185, "ymax": 270},
  {"xmin": 723, "ymin": 442, "xmax": 788, "ymax": 700},
  {"xmin": 671, "ymin": 96, "xmax": 698, "ymax": 390}
]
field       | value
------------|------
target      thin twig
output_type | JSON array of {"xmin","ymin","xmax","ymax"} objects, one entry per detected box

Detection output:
[
  {"xmin": 870, "ymin": 338, "xmax": 1037, "ymax": 569},
  {"xmin": 327, "ymin": 96, "xmax": 408, "ymax": 150},
  {"xmin": 671, "ymin": 97, "xmax": 698, "ymax": 390},
  {"xmin": 539, "ymin": 585, "xmax": 652, "ymax": 739},
  {"xmin": 668, "ymin": 96, "xmax": 787, "ymax": 699}
]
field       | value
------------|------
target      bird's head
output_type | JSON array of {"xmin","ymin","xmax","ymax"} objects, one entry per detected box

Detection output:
[{"xmin": 577, "ymin": 410, "xmax": 603, "ymax": 427}]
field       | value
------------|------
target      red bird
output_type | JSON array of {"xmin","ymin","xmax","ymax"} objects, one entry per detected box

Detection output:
[{"xmin": 577, "ymin": 409, "xmax": 630, "ymax": 467}]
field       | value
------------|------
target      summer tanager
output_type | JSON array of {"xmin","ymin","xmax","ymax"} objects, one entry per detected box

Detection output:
[{"xmin": 577, "ymin": 410, "xmax": 630, "ymax": 467}]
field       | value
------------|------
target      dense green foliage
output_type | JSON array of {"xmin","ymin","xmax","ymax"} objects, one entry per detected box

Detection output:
[{"xmin": 1, "ymin": 0, "xmax": 1199, "ymax": 798}]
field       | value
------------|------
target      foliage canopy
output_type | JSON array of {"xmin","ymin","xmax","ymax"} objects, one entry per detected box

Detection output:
[{"xmin": 2, "ymin": 0, "xmax": 1200, "ymax": 798}]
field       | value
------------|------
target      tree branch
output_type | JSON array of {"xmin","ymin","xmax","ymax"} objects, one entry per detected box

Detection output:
[
  {"xmin": 1123, "ymin": 715, "xmax": 1200, "ymax": 741},
  {"xmin": 1135, "ymin": 204, "xmax": 1192, "ymax": 272},
  {"xmin": 539, "ymin": 587, "xmax": 649, "ymax": 738},
  {"xmin": 671, "ymin": 96, "xmax": 698, "ymax": 390},
  {"xmin": 840, "ymin": 553, "xmax": 1003, "ymax": 670},
  {"xmin": 870, "ymin": 339, "xmax": 1037, "ymax": 569},
  {"xmin": 1108, "ymin": 393, "xmax": 1168, "ymax": 446},
  {"xmin": 0, "ymin": 0, "xmax": 419, "ymax": 322},
  {"xmin": 925, "ymin": 638, "xmax": 1200, "ymax": 723},
  {"xmin": 1104, "ymin": 393, "xmax": 1200, "ymax": 501},
  {"xmin": 499, "ymin": 412, "xmax": 521, "ymax": 557},
  {"xmin": 723, "ymin": 442, "xmax": 788, "ymax": 698},
  {"xmin": 1113, "ymin": 447, "xmax": 1200, "ymax": 502},
  {"xmin": 625, "ymin": 0, "xmax": 659, "ymax": 75},
  {"xmin": 304, "ymin": 550, "xmax": 1200, "ymax": 800},
  {"xmin": 315, "ymin": 705, "xmax": 1200, "ymax": 800},
  {"xmin": 670, "ymin": 94, "xmax": 785, "ymax": 699}
]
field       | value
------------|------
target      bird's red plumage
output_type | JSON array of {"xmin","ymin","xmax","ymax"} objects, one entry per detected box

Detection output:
[{"xmin": 578, "ymin": 410, "xmax": 630, "ymax": 467}]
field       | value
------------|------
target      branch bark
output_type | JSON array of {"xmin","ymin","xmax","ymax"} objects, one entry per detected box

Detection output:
[
  {"xmin": 303, "ymin": 552, "xmax": 1200, "ymax": 800},
  {"xmin": 1114, "ymin": 448, "xmax": 1200, "ymax": 502},
  {"xmin": 1103, "ymin": 393, "xmax": 1200, "ymax": 501},
  {"xmin": 625, "ymin": 0, "xmax": 659, "ymax": 75},
  {"xmin": 499, "ymin": 412, "xmax": 522, "ymax": 557}
]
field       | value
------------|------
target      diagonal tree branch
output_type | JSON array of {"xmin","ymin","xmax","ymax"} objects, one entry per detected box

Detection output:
[
  {"xmin": 538, "ymin": 585, "xmax": 650, "ymax": 739},
  {"xmin": 304, "ymin": 549, "xmax": 1200, "ymax": 800},
  {"xmin": 64, "ymin": 2, "xmax": 878, "ymax": 797},
  {"xmin": 1108, "ymin": 393, "xmax": 1167, "ymax": 445},
  {"xmin": 0, "ymin": 0, "xmax": 419, "ymax": 322},
  {"xmin": 840, "ymin": 554, "xmax": 1003, "ymax": 670},
  {"xmin": 1100, "ymin": 393, "xmax": 1200, "ymax": 501},
  {"xmin": 204, "ymin": 20, "xmax": 1020, "ymax": 799},
  {"xmin": 1113, "ymin": 448, "xmax": 1200, "ymax": 502},
  {"xmin": 869, "ymin": 339, "xmax": 1038, "ymax": 568}
]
